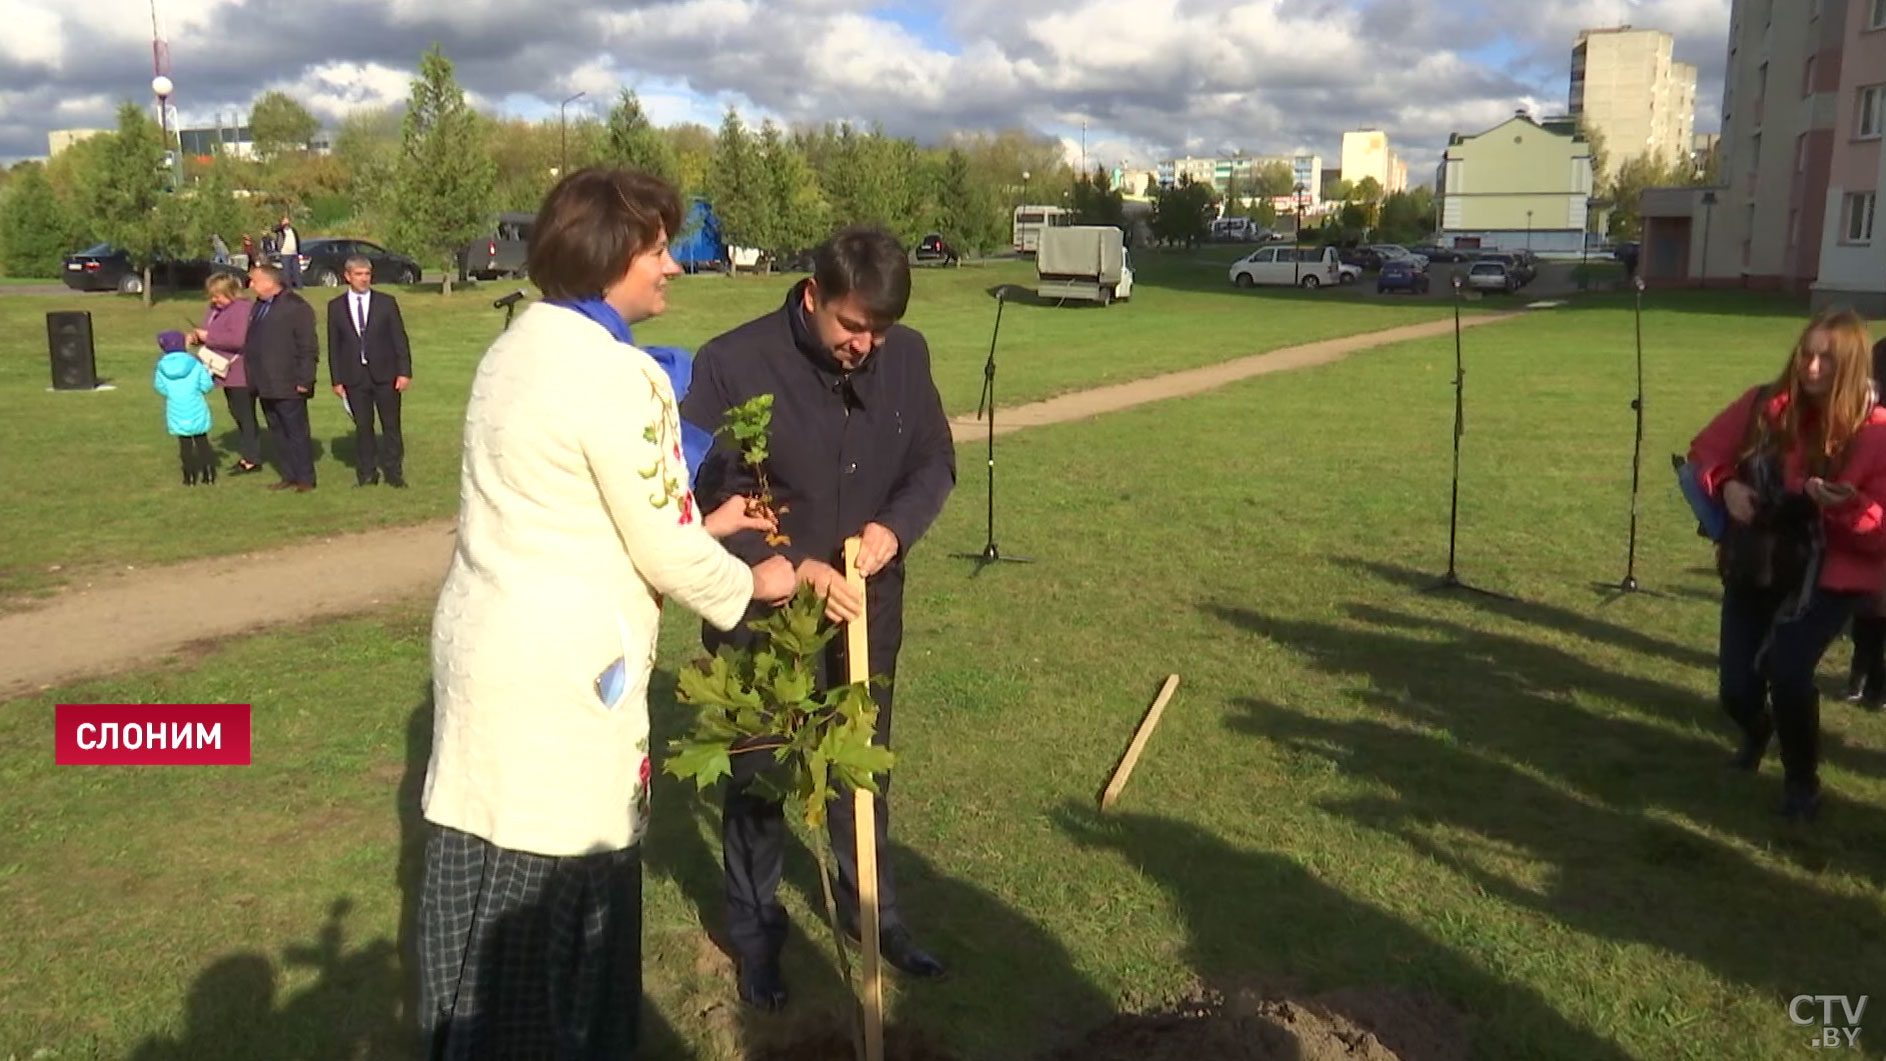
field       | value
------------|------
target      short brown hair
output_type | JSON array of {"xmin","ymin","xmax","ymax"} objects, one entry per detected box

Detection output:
[
  {"xmin": 811, "ymin": 225, "xmax": 911, "ymax": 325},
  {"xmin": 205, "ymin": 273, "xmax": 242, "ymax": 298},
  {"xmin": 249, "ymin": 262, "xmax": 283, "ymax": 285},
  {"xmin": 527, "ymin": 168, "xmax": 681, "ymax": 301}
]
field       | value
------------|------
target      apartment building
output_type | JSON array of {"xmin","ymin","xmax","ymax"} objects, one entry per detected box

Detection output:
[
  {"xmin": 1814, "ymin": 0, "xmax": 1886, "ymax": 312},
  {"xmin": 1640, "ymin": 0, "xmax": 1878, "ymax": 298},
  {"xmin": 1340, "ymin": 129, "xmax": 1407, "ymax": 193},
  {"xmin": 1570, "ymin": 27, "xmax": 1699, "ymax": 171},
  {"xmin": 1153, "ymin": 152, "xmax": 1325, "ymax": 204}
]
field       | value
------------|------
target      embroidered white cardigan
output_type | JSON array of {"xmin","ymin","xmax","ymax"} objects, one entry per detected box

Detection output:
[{"xmin": 423, "ymin": 302, "xmax": 753, "ymax": 857}]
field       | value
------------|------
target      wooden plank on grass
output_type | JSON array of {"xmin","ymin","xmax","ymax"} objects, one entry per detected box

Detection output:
[
  {"xmin": 1100, "ymin": 674, "xmax": 1181, "ymax": 811},
  {"xmin": 844, "ymin": 536, "xmax": 884, "ymax": 1061}
]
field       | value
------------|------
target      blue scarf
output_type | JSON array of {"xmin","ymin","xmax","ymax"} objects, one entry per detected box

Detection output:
[{"xmin": 548, "ymin": 297, "xmax": 712, "ymax": 489}]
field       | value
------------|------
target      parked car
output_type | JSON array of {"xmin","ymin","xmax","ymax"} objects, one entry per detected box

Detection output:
[
  {"xmin": 1368, "ymin": 244, "xmax": 1430, "ymax": 270},
  {"xmin": 1464, "ymin": 260, "xmax": 1516, "ymax": 293},
  {"xmin": 458, "ymin": 212, "xmax": 534, "ymax": 281},
  {"xmin": 1376, "ymin": 259, "xmax": 1431, "ymax": 294},
  {"xmin": 1339, "ymin": 246, "xmax": 1387, "ymax": 271},
  {"xmin": 1475, "ymin": 252, "xmax": 1535, "ymax": 287},
  {"xmin": 296, "ymin": 238, "xmax": 423, "ymax": 287},
  {"xmin": 1228, "ymin": 245, "xmax": 1340, "ymax": 289},
  {"xmin": 914, "ymin": 232, "xmax": 959, "ymax": 266},
  {"xmin": 61, "ymin": 244, "xmax": 246, "ymax": 295},
  {"xmin": 1337, "ymin": 261, "xmax": 1362, "ymax": 284},
  {"xmin": 1410, "ymin": 243, "xmax": 1469, "ymax": 263}
]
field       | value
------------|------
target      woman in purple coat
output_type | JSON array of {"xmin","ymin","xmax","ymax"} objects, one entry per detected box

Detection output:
[{"xmin": 189, "ymin": 273, "xmax": 263, "ymax": 475}]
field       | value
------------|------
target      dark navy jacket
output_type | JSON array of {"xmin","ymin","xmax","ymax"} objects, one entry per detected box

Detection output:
[{"xmin": 681, "ymin": 280, "xmax": 956, "ymax": 672}]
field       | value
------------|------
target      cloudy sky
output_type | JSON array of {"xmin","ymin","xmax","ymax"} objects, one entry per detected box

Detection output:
[{"xmin": 1, "ymin": 0, "xmax": 1732, "ymax": 179}]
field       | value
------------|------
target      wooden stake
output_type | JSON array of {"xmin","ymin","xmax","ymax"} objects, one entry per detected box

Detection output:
[
  {"xmin": 1100, "ymin": 674, "xmax": 1181, "ymax": 811},
  {"xmin": 844, "ymin": 536, "xmax": 884, "ymax": 1061}
]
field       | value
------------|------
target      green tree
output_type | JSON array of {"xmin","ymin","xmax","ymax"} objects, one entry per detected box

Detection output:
[
  {"xmin": 1070, "ymin": 166, "xmax": 1125, "ymax": 228},
  {"xmin": 1605, "ymin": 154, "xmax": 1679, "ymax": 240},
  {"xmin": 1326, "ymin": 177, "xmax": 1356, "ymax": 203},
  {"xmin": 1151, "ymin": 176, "xmax": 1214, "ymax": 248},
  {"xmin": 88, "ymin": 103, "xmax": 189, "ymax": 306},
  {"xmin": 333, "ymin": 105, "xmax": 403, "ymax": 232},
  {"xmin": 390, "ymin": 45, "xmax": 496, "ymax": 295},
  {"xmin": 930, "ymin": 146, "xmax": 1001, "ymax": 257},
  {"xmin": 663, "ymin": 123, "xmax": 716, "ymax": 196},
  {"xmin": 0, "ymin": 164, "xmax": 73, "ymax": 277},
  {"xmin": 1576, "ymin": 119, "xmax": 1611, "ymax": 191},
  {"xmin": 487, "ymin": 117, "xmax": 558, "ymax": 212},
  {"xmin": 759, "ymin": 120, "xmax": 829, "ymax": 260},
  {"xmin": 604, "ymin": 90, "xmax": 679, "ymax": 185},
  {"xmin": 1256, "ymin": 159, "xmax": 1297, "ymax": 199},
  {"xmin": 707, "ymin": 108, "xmax": 770, "ymax": 261},
  {"xmin": 249, "ymin": 91, "xmax": 321, "ymax": 162},
  {"xmin": 182, "ymin": 159, "xmax": 251, "ymax": 262}
]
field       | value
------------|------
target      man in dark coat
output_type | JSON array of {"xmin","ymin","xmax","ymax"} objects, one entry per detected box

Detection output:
[
  {"xmin": 244, "ymin": 262, "xmax": 320, "ymax": 490},
  {"xmin": 327, "ymin": 255, "xmax": 413, "ymax": 487},
  {"xmin": 681, "ymin": 225, "xmax": 957, "ymax": 1012}
]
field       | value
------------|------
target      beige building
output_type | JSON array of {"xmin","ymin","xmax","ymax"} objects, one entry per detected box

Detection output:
[
  {"xmin": 1570, "ymin": 27, "xmax": 1698, "ymax": 172},
  {"xmin": 1438, "ymin": 112, "xmax": 1595, "ymax": 253},
  {"xmin": 47, "ymin": 129, "xmax": 108, "ymax": 156},
  {"xmin": 1340, "ymin": 129, "xmax": 1407, "ymax": 193}
]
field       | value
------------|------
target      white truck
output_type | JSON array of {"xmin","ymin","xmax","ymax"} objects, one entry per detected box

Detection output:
[{"xmin": 1035, "ymin": 226, "xmax": 1134, "ymax": 306}]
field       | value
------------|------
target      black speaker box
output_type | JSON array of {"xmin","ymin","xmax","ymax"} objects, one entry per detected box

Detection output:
[{"xmin": 47, "ymin": 310, "xmax": 97, "ymax": 391}]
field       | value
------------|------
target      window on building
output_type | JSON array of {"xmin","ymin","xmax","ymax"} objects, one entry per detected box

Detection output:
[
  {"xmin": 1873, "ymin": 0, "xmax": 1886, "ymax": 29},
  {"xmin": 1805, "ymin": 56, "xmax": 1817, "ymax": 96},
  {"xmin": 1847, "ymin": 192, "xmax": 1877, "ymax": 243},
  {"xmin": 1861, "ymin": 85, "xmax": 1886, "ymax": 137},
  {"xmin": 1798, "ymin": 133, "xmax": 1809, "ymax": 172}
]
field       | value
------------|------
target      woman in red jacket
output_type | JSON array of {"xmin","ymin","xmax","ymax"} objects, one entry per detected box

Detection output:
[{"xmin": 1687, "ymin": 309, "xmax": 1886, "ymax": 822}]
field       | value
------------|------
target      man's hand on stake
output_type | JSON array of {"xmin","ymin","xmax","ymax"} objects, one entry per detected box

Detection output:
[
  {"xmin": 855, "ymin": 522, "xmax": 899, "ymax": 578},
  {"xmin": 796, "ymin": 559, "xmax": 862, "ymax": 623}
]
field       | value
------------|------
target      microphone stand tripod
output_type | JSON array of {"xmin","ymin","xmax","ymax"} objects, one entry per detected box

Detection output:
[
  {"xmin": 1423, "ymin": 274, "xmax": 1512, "ymax": 601},
  {"xmin": 953, "ymin": 291, "xmax": 1031, "ymax": 570},
  {"xmin": 1594, "ymin": 275, "xmax": 1668, "ymax": 600}
]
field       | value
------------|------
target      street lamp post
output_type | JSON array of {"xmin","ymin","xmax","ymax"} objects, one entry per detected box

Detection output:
[
  {"xmin": 151, "ymin": 75, "xmax": 177, "ymax": 189},
  {"xmin": 1699, "ymin": 189, "xmax": 1718, "ymax": 288},
  {"xmin": 559, "ymin": 91, "xmax": 586, "ymax": 175},
  {"xmin": 1526, "ymin": 209, "xmax": 1533, "ymax": 251},
  {"xmin": 1293, "ymin": 182, "xmax": 1307, "ymax": 286}
]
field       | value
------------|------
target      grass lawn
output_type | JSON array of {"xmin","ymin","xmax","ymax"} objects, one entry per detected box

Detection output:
[
  {"xmin": 0, "ymin": 255, "xmax": 1464, "ymax": 605},
  {"xmin": 4, "ymin": 292, "xmax": 1870, "ymax": 1060}
]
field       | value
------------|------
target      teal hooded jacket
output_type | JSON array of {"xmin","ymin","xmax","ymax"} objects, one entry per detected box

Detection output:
[{"xmin": 153, "ymin": 351, "xmax": 213, "ymax": 436}]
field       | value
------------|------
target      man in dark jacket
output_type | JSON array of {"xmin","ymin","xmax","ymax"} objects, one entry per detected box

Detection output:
[
  {"xmin": 244, "ymin": 262, "xmax": 320, "ymax": 490},
  {"xmin": 327, "ymin": 255, "xmax": 413, "ymax": 487},
  {"xmin": 682, "ymin": 225, "xmax": 957, "ymax": 1011}
]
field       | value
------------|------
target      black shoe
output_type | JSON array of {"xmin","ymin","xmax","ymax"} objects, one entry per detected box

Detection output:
[
  {"xmin": 1779, "ymin": 783, "xmax": 1822, "ymax": 823},
  {"xmin": 355, "ymin": 474, "xmax": 379, "ymax": 487},
  {"xmin": 1728, "ymin": 724, "xmax": 1772, "ymax": 772},
  {"xmin": 229, "ymin": 461, "xmax": 263, "ymax": 476},
  {"xmin": 1847, "ymin": 670, "xmax": 1867, "ymax": 703},
  {"xmin": 201, "ymin": 466, "xmax": 216, "ymax": 485},
  {"xmin": 385, "ymin": 471, "xmax": 407, "ymax": 489},
  {"xmin": 735, "ymin": 957, "xmax": 788, "ymax": 1012},
  {"xmin": 840, "ymin": 917, "xmax": 947, "ymax": 980}
]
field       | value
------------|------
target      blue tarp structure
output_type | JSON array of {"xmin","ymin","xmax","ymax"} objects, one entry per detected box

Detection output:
[{"xmin": 671, "ymin": 198, "xmax": 726, "ymax": 273}]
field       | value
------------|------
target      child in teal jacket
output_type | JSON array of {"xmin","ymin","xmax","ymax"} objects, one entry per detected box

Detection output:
[{"xmin": 153, "ymin": 330, "xmax": 216, "ymax": 485}]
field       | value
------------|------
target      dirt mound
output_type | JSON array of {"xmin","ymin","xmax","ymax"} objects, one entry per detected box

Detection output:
[{"xmin": 752, "ymin": 982, "xmax": 1469, "ymax": 1061}]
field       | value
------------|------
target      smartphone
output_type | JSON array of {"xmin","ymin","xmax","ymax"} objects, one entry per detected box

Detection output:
[{"xmin": 594, "ymin": 656, "xmax": 627, "ymax": 709}]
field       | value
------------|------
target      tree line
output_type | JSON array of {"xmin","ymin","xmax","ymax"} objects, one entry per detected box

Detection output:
[{"xmin": 0, "ymin": 45, "xmax": 1080, "ymax": 291}]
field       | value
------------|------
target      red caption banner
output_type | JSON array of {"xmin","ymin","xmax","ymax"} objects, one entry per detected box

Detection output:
[{"xmin": 55, "ymin": 704, "xmax": 252, "ymax": 766}]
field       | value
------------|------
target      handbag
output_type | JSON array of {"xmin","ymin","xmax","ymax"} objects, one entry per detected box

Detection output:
[
  {"xmin": 1716, "ymin": 397, "xmax": 1822, "ymax": 592},
  {"xmin": 195, "ymin": 349, "xmax": 231, "ymax": 378}
]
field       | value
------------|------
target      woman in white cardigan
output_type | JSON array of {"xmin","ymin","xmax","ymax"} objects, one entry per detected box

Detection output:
[{"xmin": 417, "ymin": 168, "xmax": 797, "ymax": 1059}]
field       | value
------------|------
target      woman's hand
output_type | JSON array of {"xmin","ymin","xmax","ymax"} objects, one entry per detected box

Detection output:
[
  {"xmin": 1723, "ymin": 480, "xmax": 1758, "ymax": 524},
  {"xmin": 1807, "ymin": 477, "xmax": 1857, "ymax": 509},
  {"xmin": 749, "ymin": 555, "xmax": 796, "ymax": 605},
  {"xmin": 704, "ymin": 495, "xmax": 776, "ymax": 540}
]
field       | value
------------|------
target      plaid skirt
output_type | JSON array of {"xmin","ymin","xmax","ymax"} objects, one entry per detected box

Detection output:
[{"xmin": 417, "ymin": 824, "xmax": 642, "ymax": 1060}]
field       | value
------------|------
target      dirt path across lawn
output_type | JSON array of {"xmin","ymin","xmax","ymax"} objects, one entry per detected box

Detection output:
[{"xmin": 0, "ymin": 311, "xmax": 1520, "ymax": 697}]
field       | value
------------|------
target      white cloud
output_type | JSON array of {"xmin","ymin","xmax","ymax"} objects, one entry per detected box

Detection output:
[{"xmin": 2, "ymin": 0, "xmax": 1731, "ymax": 180}]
